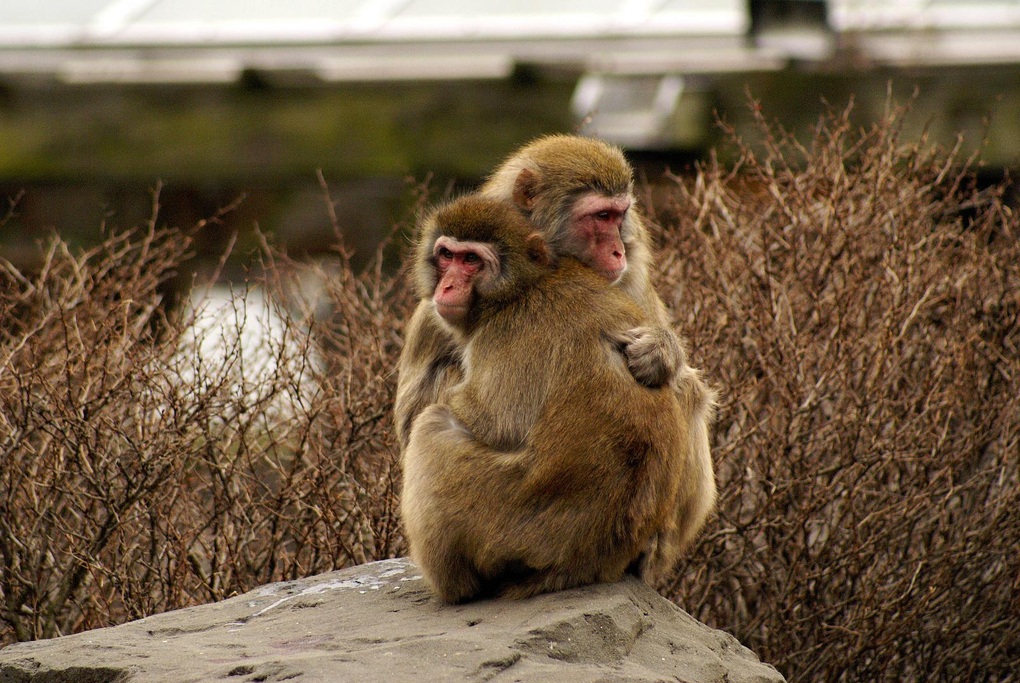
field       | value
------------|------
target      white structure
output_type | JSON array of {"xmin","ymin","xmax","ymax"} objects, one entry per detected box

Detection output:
[
  {"xmin": 830, "ymin": 0, "xmax": 1020, "ymax": 66},
  {"xmin": 174, "ymin": 285, "xmax": 320, "ymax": 422},
  {"xmin": 0, "ymin": 0, "xmax": 765, "ymax": 83},
  {"xmin": 1, "ymin": 1, "xmax": 1018, "ymax": 149}
]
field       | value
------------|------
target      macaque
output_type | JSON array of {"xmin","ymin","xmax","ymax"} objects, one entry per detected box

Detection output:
[
  {"xmin": 396, "ymin": 134, "xmax": 711, "ymax": 440},
  {"xmin": 394, "ymin": 135, "xmax": 716, "ymax": 577},
  {"xmin": 401, "ymin": 195, "xmax": 712, "ymax": 602}
]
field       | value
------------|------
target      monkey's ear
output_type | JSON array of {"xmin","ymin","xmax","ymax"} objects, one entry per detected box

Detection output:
[
  {"xmin": 512, "ymin": 168, "xmax": 539, "ymax": 211},
  {"xmin": 525, "ymin": 232, "xmax": 551, "ymax": 266}
]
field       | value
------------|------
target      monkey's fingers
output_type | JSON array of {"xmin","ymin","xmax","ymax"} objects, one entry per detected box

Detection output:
[
  {"xmin": 621, "ymin": 326, "xmax": 684, "ymax": 389},
  {"xmin": 605, "ymin": 328, "xmax": 639, "ymax": 351}
]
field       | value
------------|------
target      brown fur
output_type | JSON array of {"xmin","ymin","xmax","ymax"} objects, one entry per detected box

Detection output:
[
  {"xmin": 394, "ymin": 135, "xmax": 717, "ymax": 588},
  {"xmin": 401, "ymin": 196, "xmax": 695, "ymax": 602},
  {"xmin": 397, "ymin": 135, "xmax": 674, "ymax": 443}
]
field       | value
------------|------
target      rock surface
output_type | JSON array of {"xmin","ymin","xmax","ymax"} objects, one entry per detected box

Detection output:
[{"xmin": 0, "ymin": 558, "xmax": 784, "ymax": 682}]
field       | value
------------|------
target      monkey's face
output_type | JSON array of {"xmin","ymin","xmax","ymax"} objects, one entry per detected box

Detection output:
[
  {"xmin": 431, "ymin": 235, "xmax": 500, "ymax": 327},
  {"xmin": 562, "ymin": 192, "xmax": 631, "ymax": 283}
]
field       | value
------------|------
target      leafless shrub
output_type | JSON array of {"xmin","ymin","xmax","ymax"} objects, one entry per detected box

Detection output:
[
  {"xmin": 0, "ymin": 184, "xmax": 414, "ymax": 643},
  {"xmin": 654, "ymin": 101, "xmax": 1019, "ymax": 682}
]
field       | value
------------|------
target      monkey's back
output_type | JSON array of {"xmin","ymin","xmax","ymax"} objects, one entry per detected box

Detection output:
[{"xmin": 459, "ymin": 259, "xmax": 689, "ymax": 575}]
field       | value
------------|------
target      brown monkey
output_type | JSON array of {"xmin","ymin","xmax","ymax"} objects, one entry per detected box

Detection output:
[
  {"xmin": 401, "ymin": 195, "xmax": 709, "ymax": 602},
  {"xmin": 479, "ymin": 134, "xmax": 684, "ymax": 388},
  {"xmin": 396, "ymin": 134, "xmax": 706, "ymax": 444},
  {"xmin": 394, "ymin": 135, "xmax": 716, "ymax": 572}
]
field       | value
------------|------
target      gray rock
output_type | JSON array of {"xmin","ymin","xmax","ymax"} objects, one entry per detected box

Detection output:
[{"xmin": 0, "ymin": 558, "xmax": 784, "ymax": 683}]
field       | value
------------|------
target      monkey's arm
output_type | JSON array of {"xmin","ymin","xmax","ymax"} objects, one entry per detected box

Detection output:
[
  {"xmin": 604, "ymin": 279, "xmax": 686, "ymax": 388},
  {"xmin": 394, "ymin": 302, "xmax": 463, "ymax": 451},
  {"xmin": 640, "ymin": 362, "xmax": 718, "ymax": 585},
  {"xmin": 619, "ymin": 289, "xmax": 718, "ymax": 581},
  {"xmin": 402, "ymin": 403, "xmax": 537, "ymax": 603}
]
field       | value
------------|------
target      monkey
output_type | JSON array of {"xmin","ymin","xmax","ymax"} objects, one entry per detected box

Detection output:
[
  {"xmin": 395, "ymin": 134, "xmax": 709, "ymax": 444},
  {"xmin": 401, "ymin": 195, "xmax": 713, "ymax": 603},
  {"xmin": 394, "ymin": 134, "xmax": 716, "ymax": 578}
]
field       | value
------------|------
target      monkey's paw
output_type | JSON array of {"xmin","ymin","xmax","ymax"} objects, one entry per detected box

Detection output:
[{"xmin": 612, "ymin": 326, "xmax": 686, "ymax": 389}]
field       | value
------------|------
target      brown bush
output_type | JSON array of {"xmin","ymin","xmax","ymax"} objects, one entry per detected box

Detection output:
[
  {"xmin": 654, "ymin": 102, "xmax": 1019, "ymax": 681},
  {"xmin": 0, "ymin": 185, "xmax": 413, "ymax": 642},
  {"xmin": 1, "ymin": 102, "xmax": 1017, "ymax": 682}
]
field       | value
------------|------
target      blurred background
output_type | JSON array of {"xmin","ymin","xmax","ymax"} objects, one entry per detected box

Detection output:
[{"xmin": 2, "ymin": 0, "xmax": 1019, "ymax": 272}]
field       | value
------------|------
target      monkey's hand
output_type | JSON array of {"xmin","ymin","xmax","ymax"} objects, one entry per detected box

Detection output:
[{"xmin": 610, "ymin": 326, "xmax": 686, "ymax": 389}]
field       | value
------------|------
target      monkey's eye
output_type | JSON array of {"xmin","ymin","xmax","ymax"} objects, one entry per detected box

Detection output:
[
  {"xmin": 596, "ymin": 210, "xmax": 612, "ymax": 220},
  {"xmin": 438, "ymin": 247, "xmax": 454, "ymax": 260},
  {"xmin": 464, "ymin": 252, "xmax": 481, "ymax": 265}
]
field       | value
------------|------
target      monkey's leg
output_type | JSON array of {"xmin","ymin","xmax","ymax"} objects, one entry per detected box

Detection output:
[
  {"xmin": 411, "ymin": 534, "xmax": 484, "ymax": 604},
  {"xmin": 403, "ymin": 404, "xmax": 494, "ymax": 603}
]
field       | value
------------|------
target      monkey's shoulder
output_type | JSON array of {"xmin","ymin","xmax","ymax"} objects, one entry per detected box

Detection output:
[
  {"xmin": 542, "ymin": 261, "xmax": 649, "ymax": 326},
  {"xmin": 466, "ymin": 258, "xmax": 649, "ymax": 354}
]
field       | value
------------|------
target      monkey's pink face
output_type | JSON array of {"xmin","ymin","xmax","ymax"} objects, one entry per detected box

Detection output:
[
  {"xmin": 566, "ymin": 193, "xmax": 630, "ymax": 283},
  {"xmin": 432, "ymin": 236, "xmax": 500, "ymax": 326}
]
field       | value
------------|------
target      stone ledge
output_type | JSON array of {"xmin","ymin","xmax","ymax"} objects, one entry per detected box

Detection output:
[{"xmin": 0, "ymin": 558, "xmax": 785, "ymax": 683}]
